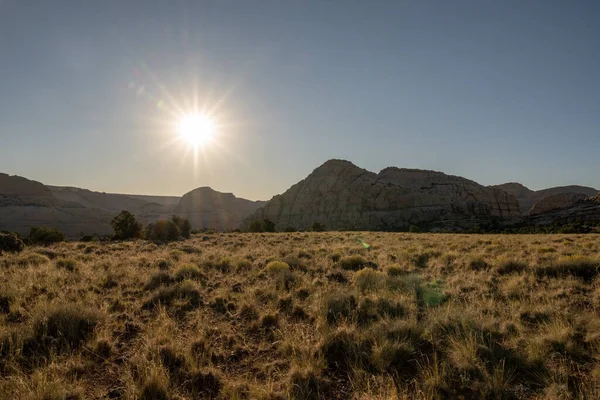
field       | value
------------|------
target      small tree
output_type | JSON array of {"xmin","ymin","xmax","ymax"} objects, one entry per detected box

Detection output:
[
  {"xmin": 171, "ymin": 215, "xmax": 192, "ymax": 239},
  {"xmin": 248, "ymin": 220, "xmax": 265, "ymax": 233},
  {"xmin": 111, "ymin": 211, "xmax": 142, "ymax": 240},
  {"xmin": 29, "ymin": 226, "xmax": 66, "ymax": 245},
  {"xmin": 263, "ymin": 219, "xmax": 276, "ymax": 233},
  {"xmin": 144, "ymin": 220, "xmax": 181, "ymax": 242}
]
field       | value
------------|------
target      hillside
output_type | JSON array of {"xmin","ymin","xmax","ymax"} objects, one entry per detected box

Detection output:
[
  {"xmin": 173, "ymin": 187, "xmax": 266, "ymax": 231},
  {"xmin": 0, "ymin": 173, "xmax": 261, "ymax": 237},
  {"xmin": 491, "ymin": 182, "xmax": 598, "ymax": 215},
  {"xmin": 244, "ymin": 160, "xmax": 520, "ymax": 231}
]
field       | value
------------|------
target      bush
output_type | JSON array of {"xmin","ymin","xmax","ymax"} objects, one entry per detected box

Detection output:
[
  {"xmin": 28, "ymin": 226, "xmax": 65, "ymax": 245},
  {"xmin": 409, "ymin": 225, "xmax": 420, "ymax": 233},
  {"xmin": 174, "ymin": 264, "xmax": 205, "ymax": 282},
  {"xmin": 325, "ymin": 292, "xmax": 357, "ymax": 325},
  {"xmin": 320, "ymin": 327, "xmax": 371, "ymax": 373},
  {"xmin": 263, "ymin": 219, "xmax": 276, "ymax": 233},
  {"xmin": 17, "ymin": 253, "xmax": 50, "ymax": 267},
  {"xmin": 288, "ymin": 368, "xmax": 329, "ymax": 399},
  {"xmin": 27, "ymin": 305, "xmax": 100, "ymax": 354},
  {"xmin": 495, "ymin": 259, "xmax": 528, "ymax": 275},
  {"xmin": 330, "ymin": 252, "xmax": 342, "ymax": 263},
  {"xmin": 0, "ymin": 232, "xmax": 24, "ymax": 253},
  {"xmin": 144, "ymin": 220, "xmax": 181, "ymax": 242},
  {"xmin": 311, "ymin": 222, "xmax": 325, "ymax": 232},
  {"xmin": 140, "ymin": 374, "xmax": 169, "ymax": 400},
  {"xmin": 248, "ymin": 219, "xmax": 276, "ymax": 233},
  {"xmin": 267, "ymin": 261, "xmax": 291, "ymax": 276},
  {"xmin": 386, "ymin": 264, "xmax": 405, "ymax": 277},
  {"xmin": 356, "ymin": 297, "xmax": 405, "ymax": 326},
  {"xmin": 56, "ymin": 258, "xmax": 77, "ymax": 272},
  {"xmin": 354, "ymin": 268, "xmax": 385, "ymax": 292},
  {"xmin": 145, "ymin": 272, "xmax": 174, "ymax": 290},
  {"xmin": 111, "ymin": 210, "xmax": 142, "ymax": 240},
  {"xmin": 183, "ymin": 369, "xmax": 223, "ymax": 399},
  {"xmin": 143, "ymin": 282, "xmax": 202, "ymax": 311},
  {"xmin": 535, "ymin": 257, "xmax": 600, "ymax": 282},
  {"xmin": 171, "ymin": 215, "xmax": 192, "ymax": 239},
  {"xmin": 340, "ymin": 255, "xmax": 368, "ymax": 271}
]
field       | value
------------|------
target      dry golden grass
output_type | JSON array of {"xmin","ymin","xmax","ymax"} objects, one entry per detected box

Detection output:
[{"xmin": 1, "ymin": 232, "xmax": 600, "ymax": 399}]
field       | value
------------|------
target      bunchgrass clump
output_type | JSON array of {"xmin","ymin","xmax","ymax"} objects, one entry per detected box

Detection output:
[
  {"xmin": 340, "ymin": 255, "xmax": 368, "ymax": 271},
  {"xmin": 173, "ymin": 263, "xmax": 205, "ymax": 282}
]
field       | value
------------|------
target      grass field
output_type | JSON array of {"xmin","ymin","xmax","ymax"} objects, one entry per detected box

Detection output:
[{"xmin": 1, "ymin": 232, "xmax": 600, "ymax": 399}]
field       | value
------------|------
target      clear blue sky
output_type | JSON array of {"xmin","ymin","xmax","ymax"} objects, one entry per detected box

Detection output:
[{"xmin": 1, "ymin": 0, "xmax": 599, "ymax": 200}]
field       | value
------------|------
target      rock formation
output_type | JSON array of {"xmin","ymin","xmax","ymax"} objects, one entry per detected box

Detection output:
[
  {"xmin": 524, "ymin": 195, "xmax": 600, "ymax": 227},
  {"xmin": 530, "ymin": 193, "xmax": 588, "ymax": 216},
  {"xmin": 172, "ymin": 187, "xmax": 266, "ymax": 231},
  {"xmin": 243, "ymin": 160, "xmax": 521, "ymax": 231},
  {"xmin": 0, "ymin": 173, "xmax": 262, "ymax": 237},
  {"xmin": 490, "ymin": 182, "xmax": 598, "ymax": 215}
]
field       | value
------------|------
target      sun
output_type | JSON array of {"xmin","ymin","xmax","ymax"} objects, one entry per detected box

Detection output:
[{"xmin": 178, "ymin": 114, "xmax": 215, "ymax": 147}]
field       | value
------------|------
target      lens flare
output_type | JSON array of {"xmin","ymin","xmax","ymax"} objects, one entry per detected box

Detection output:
[{"xmin": 178, "ymin": 114, "xmax": 215, "ymax": 147}]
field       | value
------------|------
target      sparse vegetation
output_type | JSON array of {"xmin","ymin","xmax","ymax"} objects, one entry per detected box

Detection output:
[
  {"xmin": 1, "ymin": 232, "xmax": 600, "ymax": 398},
  {"xmin": 28, "ymin": 226, "xmax": 65, "ymax": 245}
]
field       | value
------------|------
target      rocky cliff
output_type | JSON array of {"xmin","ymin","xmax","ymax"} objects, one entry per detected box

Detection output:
[
  {"xmin": 524, "ymin": 195, "xmax": 600, "ymax": 227},
  {"xmin": 243, "ymin": 160, "xmax": 521, "ymax": 231},
  {"xmin": 491, "ymin": 182, "xmax": 598, "ymax": 215},
  {"xmin": 172, "ymin": 187, "xmax": 266, "ymax": 231},
  {"xmin": 0, "ymin": 173, "xmax": 262, "ymax": 237},
  {"xmin": 530, "ymin": 193, "xmax": 588, "ymax": 216}
]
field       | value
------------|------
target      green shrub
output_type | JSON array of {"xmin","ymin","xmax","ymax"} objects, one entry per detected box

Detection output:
[
  {"xmin": 266, "ymin": 261, "xmax": 291, "ymax": 276},
  {"xmin": 28, "ymin": 226, "xmax": 65, "ymax": 245},
  {"xmin": 111, "ymin": 210, "xmax": 142, "ymax": 240},
  {"xmin": 247, "ymin": 219, "xmax": 276, "ymax": 233},
  {"xmin": 144, "ymin": 220, "xmax": 181, "ymax": 242},
  {"xmin": 171, "ymin": 215, "xmax": 192, "ymax": 239},
  {"xmin": 311, "ymin": 222, "xmax": 325, "ymax": 232},
  {"xmin": 0, "ymin": 232, "xmax": 24, "ymax": 253}
]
